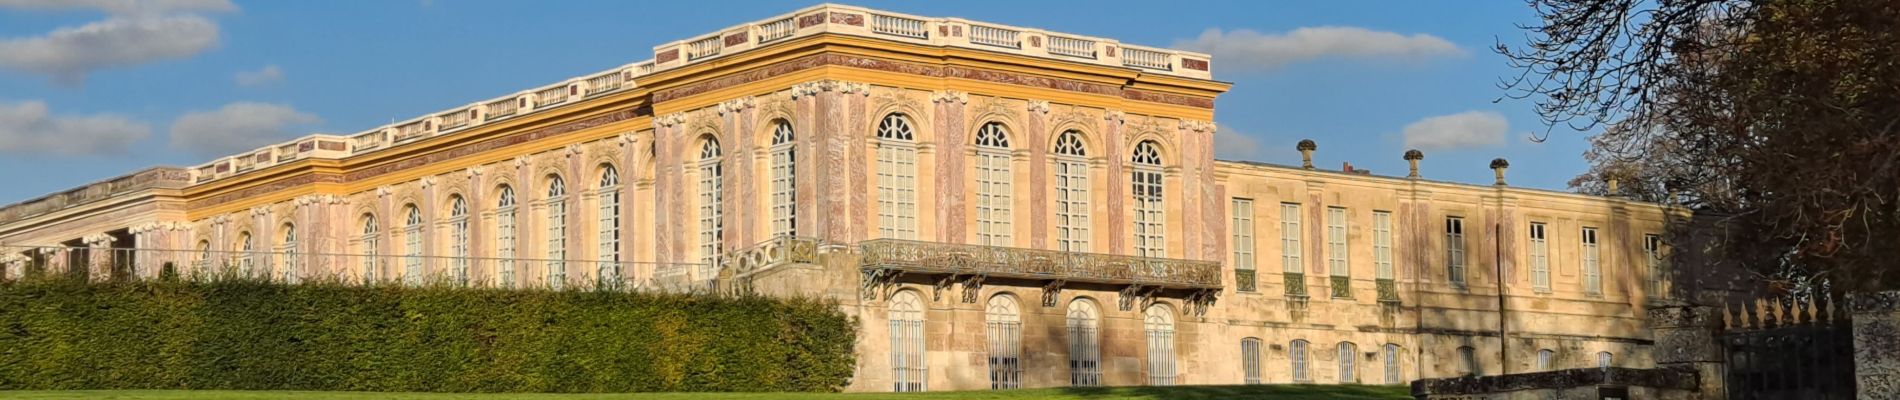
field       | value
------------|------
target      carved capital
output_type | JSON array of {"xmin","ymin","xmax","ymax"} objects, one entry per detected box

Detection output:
[
  {"xmin": 716, "ymin": 97, "xmax": 756, "ymax": 116},
  {"xmin": 512, "ymin": 155, "xmax": 530, "ymax": 170},
  {"xmin": 564, "ymin": 143, "xmax": 583, "ymax": 158},
  {"xmin": 420, "ymin": 176, "xmax": 438, "ymax": 189},
  {"xmin": 1027, "ymin": 100, "xmax": 1051, "ymax": 115},
  {"xmin": 838, "ymin": 81, "xmax": 870, "ymax": 96},
  {"xmin": 466, "ymin": 165, "xmax": 487, "ymax": 178},
  {"xmin": 249, "ymin": 207, "xmax": 271, "ymax": 218},
  {"xmin": 1105, "ymin": 110, "xmax": 1125, "ymax": 124},
  {"xmin": 377, "ymin": 185, "xmax": 395, "ymax": 198},
  {"xmin": 931, "ymin": 89, "xmax": 968, "ymax": 104},
  {"xmin": 657, "ymin": 112, "xmax": 688, "ymax": 127},
  {"xmin": 1179, "ymin": 119, "xmax": 1215, "ymax": 133},
  {"xmin": 82, "ymin": 233, "xmax": 116, "ymax": 247},
  {"xmin": 617, "ymin": 132, "xmax": 638, "ymax": 145}
]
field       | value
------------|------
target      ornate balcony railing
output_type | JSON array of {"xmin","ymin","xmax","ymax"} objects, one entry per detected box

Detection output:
[
  {"xmin": 723, "ymin": 236, "xmax": 821, "ymax": 279},
  {"xmin": 1121, "ymin": 46, "xmax": 1173, "ymax": 71},
  {"xmin": 969, "ymin": 24, "xmax": 1021, "ymax": 48},
  {"xmin": 1236, "ymin": 269, "xmax": 1256, "ymax": 292},
  {"xmin": 1048, "ymin": 36, "xmax": 1097, "ymax": 59},
  {"xmin": 858, "ymin": 239, "xmax": 1220, "ymax": 289},
  {"xmin": 756, "ymin": 17, "xmax": 796, "ymax": 43},
  {"xmin": 1331, "ymin": 275, "xmax": 1352, "ymax": 299},
  {"xmin": 1377, "ymin": 278, "xmax": 1399, "ymax": 303},
  {"xmin": 1284, "ymin": 272, "xmax": 1307, "ymax": 297},
  {"xmin": 534, "ymin": 86, "xmax": 570, "ymax": 107},
  {"xmin": 870, "ymin": 14, "xmax": 928, "ymax": 39}
]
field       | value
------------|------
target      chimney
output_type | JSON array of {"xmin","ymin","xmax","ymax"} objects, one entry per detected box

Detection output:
[
  {"xmin": 1404, "ymin": 149, "xmax": 1423, "ymax": 178},
  {"xmin": 1490, "ymin": 158, "xmax": 1510, "ymax": 186},
  {"xmin": 1342, "ymin": 161, "xmax": 1354, "ymax": 172},
  {"xmin": 1297, "ymin": 139, "xmax": 1317, "ymax": 170}
]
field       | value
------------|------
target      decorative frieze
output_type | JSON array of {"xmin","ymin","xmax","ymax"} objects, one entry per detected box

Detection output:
[
  {"xmin": 1179, "ymin": 119, "xmax": 1215, "ymax": 133},
  {"xmin": 716, "ymin": 97, "xmax": 757, "ymax": 115},
  {"xmin": 931, "ymin": 90, "xmax": 968, "ymax": 104},
  {"xmin": 657, "ymin": 112, "xmax": 688, "ymax": 127},
  {"xmin": 1027, "ymin": 100, "xmax": 1050, "ymax": 115}
]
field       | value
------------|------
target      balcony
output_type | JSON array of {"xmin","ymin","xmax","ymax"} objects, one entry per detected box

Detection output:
[{"xmin": 858, "ymin": 239, "xmax": 1220, "ymax": 313}]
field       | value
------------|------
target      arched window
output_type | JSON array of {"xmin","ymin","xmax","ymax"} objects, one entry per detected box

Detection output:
[
  {"xmin": 974, "ymin": 122, "xmax": 1012, "ymax": 246},
  {"xmin": 875, "ymin": 113, "xmax": 918, "ymax": 239},
  {"xmin": 985, "ymin": 294, "xmax": 1021, "ymax": 389},
  {"xmin": 546, "ymin": 176, "xmax": 567, "ymax": 289},
  {"xmin": 889, "ymin": 290, "xmax": 927, "ymax": 392},
  {"xmin": 1068, "ymin": 299, "xmax": 1102, "ymax": 387},
  {"xmin": 1131, "ymin": 140, "xmax": 1164, "ymax": 257},
  {"xmin": 448, "ymin": 195, "xmax": 469, "ymax": 285},
  {"xmin": 769, "ymin": 120, "xmax": 797, "ymax": 237},
  {"xmin": 1338, "ymin": 342, "xmax": 1358, "ymax": 383},
  {"xmin": 1291, "ymin": 339, "xmax": 1311, "ymax": 382},
  {"xmin": 1597, "ymin": 351, "xmax": 1613, "ymax": 369},
  {"xmin": 1053, "ymin": 130, "xmax": 1090, "ymax": 252},
  {"xmin": 1537, "ymin": 349, "xmax": 1555, "ymax": 372},
  {"xmin": 698, "ymin": 138, "xmax": 723, "ymax": 267},
  {"xmin": 279, "ymin": 223, "xmax": 297, "ymax": 283},
  {"xmin": 359, "ymin": 214, "xmax": 379, "ymax": 282},
  {"xmin": 1458, "ymin": 346, "xmax": 1479, "ymax": 377},
  {"xmin": 1144, "ymin": 304, "xmax": 1176, "ymax": 386},
  {"xmin": 1241, "ymin": 338, "xmax": 1263, "ymax": 384},
  {"xmin": 1384, "ymin": 344, "xmax": 1403, "ymax": 384},
  {"xmin": 496, "ymin": 185, "xmax": 517, "ymax": 288},
  {"xmin": 403, "ymin": 204, "xmax": 423, "ymax": 286},
  {"xmin": 236, "ymin": 231, "xmax": 254, "ymax": 277},
  {"xmin": 597, "ymin": 165, "xmax": 621, "ymax": 287}
]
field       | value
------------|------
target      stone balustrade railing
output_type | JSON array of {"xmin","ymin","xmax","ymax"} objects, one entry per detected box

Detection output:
[
  {"xmin": 858, "ymin": 239, "xmax": 1222, "ymax": 289},
  {"xmin": 722, "ymin": 235, "xmax": 822, "ymax": 279},
  {"xmin": 179, "ymin": 4, "xmax": 1211, "ymax": 186}
]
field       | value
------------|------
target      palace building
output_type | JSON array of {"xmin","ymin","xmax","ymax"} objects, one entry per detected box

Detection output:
[{"xmin": 0, "ymin": 4, "xmax": 1680, "ymax": 392}]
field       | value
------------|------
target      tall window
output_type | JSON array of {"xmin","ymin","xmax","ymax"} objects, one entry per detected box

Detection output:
[
  {"xmin": 985, "ymin": 295, "xmax": 1021, "ymax": 389},
  {"xmin": 1645, "ymin": 234, "xmax": 1666, "ymax": 297},
  {"xmin": 403, "ymin": 204, "xmax": 423, "ymax": 286},
  {"xmin": 360, "ymin": 215, "xmax": 379, "ymax": 282},
  {"xmin": 1338, "ymin": 342, "xmax": 1357, "ymax": 383},
  {"xmin": 1446, "ymin": 217, "xmax": 1466, "ymax": 286},
  {"xmin": 889, "ymin": 290, "xmax": 927, "ymax": 392},
  {"xmin": 597, "ymin": 166, "xmax": 621, "ymax": 286},
  {"xmin": 1530, "ymin": 223, "xmax": 1551, "ymax": 292},
  {"xmin": 448, "ymin": 195, "xmax": 470, "ymax": 285},
  {"xmin": 1144, "ymin": 304, "xmax": 1176, "ymax": 386},
  {"xmin": 1281, "ymin": 203, "xmax": 1303, "ymax": 273},
  {"xmin": 1582, "ymin": 227, "xmax": 1601, "ymax": 295},
  {"xmin": 974, "ymin": 122, "xmax": 1013, "ymax": 246},
  {"xmin": 1383, "ymin": 344, "xmax": 1402, "ymax": 384},
  {"xmin": 1232, "ymin": 199, "xmax": 1256, "ymax": 291},
  {"xmin": 1373, "ymin": 211, "xmax": 1393, "ymax": 280},
  {"xmin": 546, "ymin": 176, "xmax": 567, "ymax": 289},
  {"xmin": 876, "ymin": 114, "xmax": 918, "ymax": 239},
  {"xmin": 237, "ymin": 231, "xmax": 254, "ymax": 277},
  {"xmin": 769, "ymin": 120, "xmax": 796, "ymax": 237},
  {"xmin": 1290, "ymin": 339, "xmax": 1311, "ymax": 382},
  {"xmin": 698, "ymin": 138, "xmax": 723, "ymax": 266},
  {"xmin": 279, "ymin": 223, "xmax": 297, "ymax": 283},
  {"xmin": 1068, "ymin": 299, "xmax": 1102, "ymax": 387},
  {"xmin": 496, "ymin": 185, "xmax": 517, "ymax": 288},
  {"xmin": 1537, "ymin": 349, "xmax": 1555, "ymax": 371},
  {"xmin": 1457, "ymin": 346, "xmax": 1479, "ymax": 377},
  {"xmin": 1054, "ymin": 130, "xmax": 1089, "ymax": 252},
  {"xmin": 1597, "ymin": 352, "xmax": 1613, "ymax": 369},
  {"xmin": 1327, "ymin": 207, "xmax": 1349, "ymax": 296},
  {"xmin": 1242, "ymin": 338, "xmax": 1263, "ymax": 384},
  {"xmin": 1131, "ymin": 140, "xmax": 1164, "ymax": 257}
]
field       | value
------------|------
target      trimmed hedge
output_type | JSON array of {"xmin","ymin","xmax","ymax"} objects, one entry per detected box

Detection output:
[{"xmin": 0, "ymin": 277, "xmax": 856, "ymax": 393}]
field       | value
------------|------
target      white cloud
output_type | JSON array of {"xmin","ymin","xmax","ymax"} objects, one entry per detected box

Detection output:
[
  {"xmin": 0, "ymin": 100, "xmax": 150, "ymax": 156},
  {"xmin": 0, "ymin": 0, "xmax": 234, "ymax": 15},
  {"xmin": 234, "ymin": 65, "xmax": 283, "ymax": 87},
  {"xmin": 1212, "ymin": 124, "xmax": 1264, "ymax": 160},
  {"xmin": 0, "ymin": 15, "xmax": 221, "ymax": 84},
  {"xmin": 1402, "ymin": 111, "xmax": 1510, "ymax": 151},
  {"xmin": 1173, "ymin": 27, "xmax": 1464, "ymax": 72},
  {"xmin": 169, "ymin": 102, "xmax": 320, "ymax": 156}
]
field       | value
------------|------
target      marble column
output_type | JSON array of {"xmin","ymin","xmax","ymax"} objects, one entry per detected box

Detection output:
[{"xmin": 83, "ymin": 233, "xmax": 115, "ymax": 282}]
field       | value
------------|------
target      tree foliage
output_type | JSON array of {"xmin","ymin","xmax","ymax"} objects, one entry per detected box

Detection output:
[{"xmin": 1503, "ymin": 0, "xmax": 1900, "ymax": 292}]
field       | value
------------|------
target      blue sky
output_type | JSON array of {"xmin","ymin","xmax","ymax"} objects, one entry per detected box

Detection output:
[{"xmin": 0, "ymin": 0, "xmax": 1596, "ymax": 205}]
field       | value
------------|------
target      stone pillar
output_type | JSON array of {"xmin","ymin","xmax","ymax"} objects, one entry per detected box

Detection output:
[
  {"xmin": 1854, "ymin": 291, "xmax": 1900, "ymax": 399},
  {"xmin": 1648, "ymin": 301, "xmax": 1723, "ymax": 399},
  {"xmin": 83, "ymin": 233, "xmax": 116, "ymax": 282}
]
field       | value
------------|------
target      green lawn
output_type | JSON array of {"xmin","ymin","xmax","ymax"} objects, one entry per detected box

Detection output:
[{"xmin": 0, "ymin": 385, "xmax": 1409, "ymax": 400}]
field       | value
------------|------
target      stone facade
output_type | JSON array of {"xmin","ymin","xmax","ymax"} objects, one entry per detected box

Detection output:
[{"xmin": 0, "ymin": 4, "xmax": 1679, "ymax": 393}]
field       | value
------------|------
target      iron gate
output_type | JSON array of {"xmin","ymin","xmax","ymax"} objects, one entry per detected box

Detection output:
[{"xmin": 1718, "ymin": 295, "xmax": 1855, "ymax": 400}]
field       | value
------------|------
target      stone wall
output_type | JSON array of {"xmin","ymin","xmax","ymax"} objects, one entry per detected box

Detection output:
[{"xmin": 1853, "ymin": 291, "xmax": 1900, "ymax": 398}]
